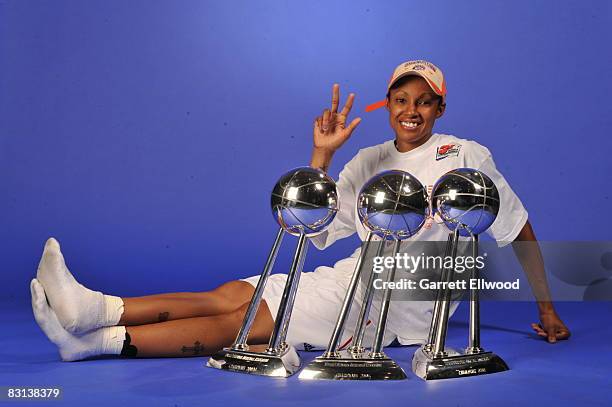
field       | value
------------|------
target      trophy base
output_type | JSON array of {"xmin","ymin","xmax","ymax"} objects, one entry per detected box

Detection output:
[
  {"xmin": 299, "ymin": 351, "xmax": 407, "ymax": 380},
  {"xmin": 412, "ymin": 346, "xmax": 509, "ymax": 380},
  {"xmin": 207, "ymin": 344, "xmax": 301, "ymax": 377}
]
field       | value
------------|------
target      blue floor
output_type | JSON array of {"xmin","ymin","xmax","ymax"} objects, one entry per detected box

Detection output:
[{"xmin": 1, "ymin": 300, "xmax": 610, "ymax": 407}]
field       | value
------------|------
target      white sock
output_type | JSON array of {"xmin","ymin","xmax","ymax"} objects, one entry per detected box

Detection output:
[
  {"xmin": 31, "ymin": 279, "xmax": 127, "ymax": 362},
  {"xmin": 36, "ymin": 237, "xmax": 124, "ymax": 334}
]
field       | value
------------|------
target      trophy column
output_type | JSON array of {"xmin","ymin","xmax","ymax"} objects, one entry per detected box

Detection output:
[
  {"xmin": 266, "ymin": 232, "xmax": 309, "ymax": 355},
  {"xmin": 232, "ymin": 227, "xmax": 285, "ymax": 352}
]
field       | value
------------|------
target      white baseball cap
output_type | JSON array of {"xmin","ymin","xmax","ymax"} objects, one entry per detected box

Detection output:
[{"xmin": 366, "ymin": 59, "xmax": 447, "ymax": 112}]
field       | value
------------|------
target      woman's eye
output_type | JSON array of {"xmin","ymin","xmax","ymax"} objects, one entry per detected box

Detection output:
[
  {"xmin": 395, "ymin": 98, "xmax": 405, "ymax": 103},
  {"xmin": 417, "ymin": 100, "xmax": 431, "ymax": 105}
]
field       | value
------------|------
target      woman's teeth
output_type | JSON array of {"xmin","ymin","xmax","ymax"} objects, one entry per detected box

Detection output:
[{"xmin": 401, "ymin": 121, "xmax": 420, "ymax": 129}]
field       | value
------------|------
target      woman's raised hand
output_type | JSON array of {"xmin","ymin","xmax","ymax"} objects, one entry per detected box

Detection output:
[
  {"xmin": 310, "ymin": 84, "xmax": 361, "ymax": 172},
  {"xmin": 313, "ymin": 83, "xmax": 362, "ymax": 154}
]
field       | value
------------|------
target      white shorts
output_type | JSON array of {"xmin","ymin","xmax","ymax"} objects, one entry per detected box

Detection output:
[{"xmin": 240, "ymin": 254, "xmax": 439, "ymax": 351}]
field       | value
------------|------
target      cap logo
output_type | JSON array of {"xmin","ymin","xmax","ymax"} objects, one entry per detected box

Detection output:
[
  {"xmin": 404, "ymin": 60, "xmax": 438, "ymax": 72},
  {"xmin": 412, "ymin": 64, "xmax": 425, "ymax": 71}
]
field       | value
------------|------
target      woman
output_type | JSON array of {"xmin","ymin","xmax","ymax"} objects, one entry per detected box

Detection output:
[{"xmin": 31, "ymin": 60, "xmax": 570, "ymax": 361}]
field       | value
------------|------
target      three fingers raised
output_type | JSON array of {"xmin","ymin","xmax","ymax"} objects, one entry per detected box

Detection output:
[{"xmin": 313, "ymin": 84, "xmax": 361, "ymax": 138}]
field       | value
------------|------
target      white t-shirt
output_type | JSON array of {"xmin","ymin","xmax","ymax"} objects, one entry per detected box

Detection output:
[
  {"xmin": 312, "ymin": 133, "xmax": 528, "ymax": 250},
  {"xmin": 309, "ymin": 133, "xmax": 529, "ymax": 345}
]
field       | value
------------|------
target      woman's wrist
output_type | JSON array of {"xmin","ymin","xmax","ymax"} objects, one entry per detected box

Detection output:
[
  {"xmin": 537, "ymin": 301, "xmax": 556, "ymax": 315},
  {"xmin": 310, "ymin": 147, "xmax": 335, "ymax": 172}
]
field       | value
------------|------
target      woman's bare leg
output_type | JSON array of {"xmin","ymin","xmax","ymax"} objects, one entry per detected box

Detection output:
[
  {"xmin": 122, "ymin": 300, "xmax": 274, "ymax": 357},
  {"xmin": 118, "ymin": 280, "xmax": 258, "ymax": 326},
  {"xmin": 31, "ymin": 278, "xmax": 274, "ymax": 361}
]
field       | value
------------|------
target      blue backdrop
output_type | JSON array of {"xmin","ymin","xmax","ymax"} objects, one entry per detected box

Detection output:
[{"xmin": 1, "ymin": 0, "xmax": 610, "ymax": 305}]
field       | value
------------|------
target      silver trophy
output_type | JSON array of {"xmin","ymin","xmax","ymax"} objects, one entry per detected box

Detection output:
[
  {"xmin": 412, "ymin": 167, "xmax": 509, "ymax": 380},
  {"xmin": 300, "ymin": 170, "xmax": 428, "ymax": 380},
  {"xmin": 207, "ymin": 167, "xmax": 338, "ymax": 377}
]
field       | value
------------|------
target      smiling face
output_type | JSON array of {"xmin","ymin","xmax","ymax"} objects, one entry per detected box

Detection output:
[{"xmin": 386, "ymin": 75, "xmax": 445, "ymax": 152}]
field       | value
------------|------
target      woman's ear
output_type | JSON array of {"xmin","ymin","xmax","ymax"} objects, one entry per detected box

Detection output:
[
  {"xmin": 385, "ymin": 98, "xmax": 390, "ymax": 111},
  {"xmin": 436, "ymin": 101, "xmax": 446, "ymax": 118}
]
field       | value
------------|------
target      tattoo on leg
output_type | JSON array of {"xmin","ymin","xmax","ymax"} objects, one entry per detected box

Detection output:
[
  {"xmin": 181, "ymin": 341, "xmax": 205, "ymax": 355},
  {"xmin": 120, "ymin": 332, "xmax": 138, "ymax": 358},
  {"xmin": 158, "ymin": 312, "xmax": 169, "ymax": 322}
]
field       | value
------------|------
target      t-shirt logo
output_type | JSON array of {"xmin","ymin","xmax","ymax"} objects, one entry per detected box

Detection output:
[{"xmin": 436, "ymin": 143, "xmax": 461, "ymax": 160}]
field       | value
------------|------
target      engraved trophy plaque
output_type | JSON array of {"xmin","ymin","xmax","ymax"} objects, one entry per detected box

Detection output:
[{"xmin": 208, "ymin": 167, "xmax": 338, "ymax": 377}]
